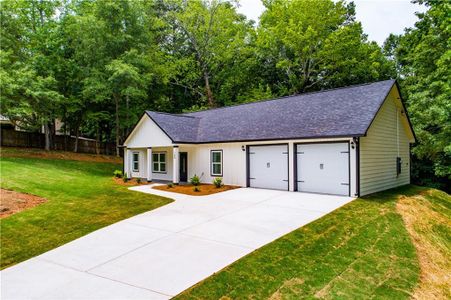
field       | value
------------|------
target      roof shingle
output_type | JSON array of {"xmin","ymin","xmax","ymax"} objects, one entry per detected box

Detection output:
[{"xmin": 146, "ymin": 80, "xmax": 396, "ymax": 143}]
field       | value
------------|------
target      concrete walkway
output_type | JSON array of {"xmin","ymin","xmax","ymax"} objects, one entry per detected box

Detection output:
[{"xmin": 1, "ymin": 186, "xmax": 354, "ymax": 300}]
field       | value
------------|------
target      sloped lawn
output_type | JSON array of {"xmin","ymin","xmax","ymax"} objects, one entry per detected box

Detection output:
[
  {"xmin": 0, "ymin": 155, "xmax": 172, "ymax": 269},
  {"xmin": 177, "ymin": 186, "xmax": 450, "ymax": 299}
]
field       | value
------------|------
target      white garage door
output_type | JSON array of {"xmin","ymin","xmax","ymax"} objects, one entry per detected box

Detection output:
[
  {"xmin": 296, "ymin": 143, "xmax": 349, "ymax": 196},
  {"xmin": 249, "ymin": 145, "xmax": 288, "ymax": 190}
]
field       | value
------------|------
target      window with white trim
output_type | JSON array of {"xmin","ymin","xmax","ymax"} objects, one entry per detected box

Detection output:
[
  {"xmin": 211, "ymin": 150, "xmax": 222, "ymax": 176},
  {"xmin": 152, "ymin": 152, "xmax": 166, "ymax": 173},
  {"xmin": 132, "ymin": 152, "xmax": 139, "ymax": 172}
]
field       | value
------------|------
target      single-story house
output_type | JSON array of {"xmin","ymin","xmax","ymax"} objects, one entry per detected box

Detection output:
[{"xmin": 123, "ymin": 79, "xmax": 415, "ymax": 197}]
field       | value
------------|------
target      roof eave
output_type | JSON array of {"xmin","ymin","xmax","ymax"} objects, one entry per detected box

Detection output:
[{"xmin": 173, "ymin": 134, "xmax": 364, "ymax": 145}]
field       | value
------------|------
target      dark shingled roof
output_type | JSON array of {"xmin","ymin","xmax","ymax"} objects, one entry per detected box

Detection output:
[
  {"xmin": 145, "ymin": 111, "xmax": 200, "ymax": 143},
  {"xmin": 145, "ymin": 80, "xmax": 396, "ymax": 143}
]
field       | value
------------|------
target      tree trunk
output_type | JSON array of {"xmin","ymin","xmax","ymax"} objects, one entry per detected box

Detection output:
[
  {"xmin": 44, "ymin": 122, "xmax": 50, "ymax": 151},
  {"xmin": 204, "ymin": 71, "xmax": 215, "ymax": 107},
  {"xmin": 74, "ymin": 125, "xmax": 79, "ymax": 153},
  {"xmin": 49, "ymin": 120, "xmax": 55, "ymax": 150},
  {"xmin": 126, "ymin": 94, "xmax": 130, "ymax": 136},
  {"xmin": 63, "ymin": 112, "xmax": 68, "ymax": 151},
  {"xmin": 95, "ymin": 126, "xmax": 100, "ymax": 155},
  {"xmin": 115, "ymin": 94, "xmax": 120, "ymax": 157}
]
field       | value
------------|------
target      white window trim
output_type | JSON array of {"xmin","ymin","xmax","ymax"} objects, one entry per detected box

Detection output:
[
  {"xmin": 152, "ymin": 152, "xmax": 167, "ymax": 173},
  {"xmin": 132, "ymin": 152, "xmax": 139, "ymax": 172},
  {"xmin": 210, "ymin": 150, "xmax": 223, "ymax": 176}
]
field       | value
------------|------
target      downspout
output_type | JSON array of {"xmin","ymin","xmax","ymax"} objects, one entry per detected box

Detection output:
[
  {"xmin": 397, "ymin": 108, "xmax": 400, "ymax": 158},
  {"xmin": 397, "ymin": 108, "xmax": 401, "ymax": 178},
  {"xmin": 122, "ymin": 146, "xmax": 126, "ymax": 177},
  {"xmin": 355, "ymin": 137, "xmax": 360, "ymax": 197}
]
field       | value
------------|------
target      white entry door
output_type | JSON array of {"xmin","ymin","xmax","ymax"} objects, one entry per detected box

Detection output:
[
  {"xmin": 296, "ymin": 143, "xmax": 349, "ymax": 196},
  {"xmin": 249, "ymin": 145, "xmax": 288, "ymax": 190}
]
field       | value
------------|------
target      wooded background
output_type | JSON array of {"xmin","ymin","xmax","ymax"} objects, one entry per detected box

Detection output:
[{"xmin": 0, "ymin": 0, "xmax": 449, "ymax": 190}]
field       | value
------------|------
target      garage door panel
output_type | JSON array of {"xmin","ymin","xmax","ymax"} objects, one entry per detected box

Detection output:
[
  {"xmin": 249, "ymin": 145, "xmax": 288, "ymax": 190},
  {"xmin": 297, "ymin": 143, "xmax": 349, "ymax": 196}
]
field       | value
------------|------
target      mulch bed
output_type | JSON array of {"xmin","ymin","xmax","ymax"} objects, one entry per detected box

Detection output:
[
  {"xmin": 113, "ymin": 177, "xmax": 148, "ymax": 186},
  {"xmin": 153, "ymin": 183, "xmax": 239, "ymax": 196},
  {"xmin": 0, "ymin": 189, "xmax": 47, "ymax": 218}
]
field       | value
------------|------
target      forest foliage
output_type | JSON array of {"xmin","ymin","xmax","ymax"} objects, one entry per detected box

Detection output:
[{"xmin": 0, "ymin": 0, "xmax": 449, "ymax": 189}]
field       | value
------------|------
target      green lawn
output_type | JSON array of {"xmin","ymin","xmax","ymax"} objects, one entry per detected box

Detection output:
[
  {"xmin": 2, "ymin": 154, "xmax": 449, "ymax": 298},
  {"xmin": 176, "ymin": 185, "xmax": 450, "ymax": 300},
  {"xmin": 0, "ymin": 155, "xmax": 172, "ymax": 269}
]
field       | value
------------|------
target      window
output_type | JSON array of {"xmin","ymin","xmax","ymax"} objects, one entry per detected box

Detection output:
[
  {"xmin": 152, "ymin": 152, "xmax": 166, "ymax": 173},
  {"xmin": 211, "ymin": 150, "xmax": 223, "ymax": 176},
  {"xmin": 132, "ymin": 152, "xmax": 139, "ymax": 172}
]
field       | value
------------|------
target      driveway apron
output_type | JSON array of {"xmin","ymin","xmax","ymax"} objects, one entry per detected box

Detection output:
[{"xmin": 1, "ymin": 185, "xmax": 354, "ymax": 299}]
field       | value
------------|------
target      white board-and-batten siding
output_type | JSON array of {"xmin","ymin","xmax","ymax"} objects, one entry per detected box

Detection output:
[
  {"xmin": 125, "ymin": 115, "xmax": 172, "ymax": 148},
  {"xmin": 359, "ymin": 87, "xmax": 413, "ymax": 196}
]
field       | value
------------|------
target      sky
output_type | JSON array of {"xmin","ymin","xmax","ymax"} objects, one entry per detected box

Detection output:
[{"xmin": 237, "ymin": 0, "xmax": 427, "ymax": 45}]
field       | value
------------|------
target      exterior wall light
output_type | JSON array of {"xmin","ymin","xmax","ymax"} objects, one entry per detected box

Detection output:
[
  {"xmin": 351, "ymin": 137, "xmax": 358, "ymax": 149},
  {"xmin": 241, "ymin": 145, "xmax": 246, "ymax": 151}
]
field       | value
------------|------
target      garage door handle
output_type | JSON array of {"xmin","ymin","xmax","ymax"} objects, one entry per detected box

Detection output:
[
  {"xmin": 297, "ymin": 180, "xmax": 304, "ymax": 183},
  {"xmin": 282, "ymin": 180, "xmax": 288, "ymax": 182},
  {"xmin": 341, "ymin": 183, "xmax": 349, "ymax": 185},
  {"xmin": 249, "ymin": 177, "xmax": 256, "ymax": 180}
]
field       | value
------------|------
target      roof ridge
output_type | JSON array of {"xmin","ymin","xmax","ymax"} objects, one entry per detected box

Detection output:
[
  {"xmin": 146, "ymin": 110, "xmax": 199, "ymax": 119},
  {"xmin": 183, "ymin": 79, "xmax": 396, "ymax": 115}
]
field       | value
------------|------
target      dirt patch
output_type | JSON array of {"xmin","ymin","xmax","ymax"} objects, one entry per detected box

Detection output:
[
  {"xmin": 113, "ymin": 177, "xmax": 148, "ymax": 186},
  {"xmin": 0, "ymin": 189, "xmax": 46, "ymax": 218},
  {"xmin": 396, "ymin": 194, "xmax": 451, "ymax": 299},
  {"xmin": 1, "ymin": 147, "xmax": 121, "ymax": 164},
  {"xmin": 153, "ymin": 183, "xmax": 239, "ymax": 196}
]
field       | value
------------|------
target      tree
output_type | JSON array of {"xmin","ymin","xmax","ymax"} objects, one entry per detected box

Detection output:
[
  {"xmin": 59, "ymin": 0, "xmax": 165, "ymax": 155},
  {"xmin": 0, "ymin": 0, "xmax": 64, "ymax": 150},
  {"xmin": 162, "ymin": 0, "xmax": 256, "ymax": 108},
  {"xmin": 389, "ymin": 0, "xmax": 450, "ymax": 189},
  {"xmin": 256, "ymin": 0, "xmax": 394, "ymax": 94},
  {"xmin": 106, "ymin": 58, "xmax": 145, "ymax": 156}
]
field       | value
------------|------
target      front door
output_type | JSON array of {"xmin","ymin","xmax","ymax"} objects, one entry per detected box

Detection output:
[{"xmin": 179, "ymin": 152, "xmax": 188, "ymax": 182}]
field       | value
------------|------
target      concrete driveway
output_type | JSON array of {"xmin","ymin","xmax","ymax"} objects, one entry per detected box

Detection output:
[{"xmin": 2, "ymin": 186, "xmax": 354, "ymax": 300}]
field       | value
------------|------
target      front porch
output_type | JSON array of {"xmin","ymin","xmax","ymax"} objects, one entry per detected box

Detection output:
[{"xmin": 124, "ymin": 146, "xmax": 189, "ymax": 184}]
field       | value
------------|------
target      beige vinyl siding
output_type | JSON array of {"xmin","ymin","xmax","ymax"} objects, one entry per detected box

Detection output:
[{"xmin": 360, "ymin": 90, "xmax": 411, "ymax": 196}]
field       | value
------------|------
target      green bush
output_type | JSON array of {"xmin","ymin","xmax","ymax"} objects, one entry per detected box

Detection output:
[
  {"xmin": 136, "ymin": 178, "xmax": 141, "ymax": 184},
  {"xmin": 113, "ymin": 170, "xmax": 123, "ymax": 178},
  {"xmin": 193, "ymin": 186, "xmax": 200, "ymax": 192},
  {"xmin": 167, "ymin": 183, "xmax": 174, "ymax": 188},
  {"xmin": 213, "ymin": 177, "xmax": 223, "ymax": 188},
  {"xmin": 190, "ymin": 174, "xmax": 200, "ymax": 186},
  {"xmin": 123, "ymin": 177, "xmax": 128, "ymax": 183}
]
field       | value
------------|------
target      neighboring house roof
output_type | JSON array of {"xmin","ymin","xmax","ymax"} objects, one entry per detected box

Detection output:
[
  {"xmin": 144, "ymin": 79, "xmax": 403, "ymax": 144},
  {"xmin": 0, "ymin": 115, "xmax": 13, "ymax": 124}
]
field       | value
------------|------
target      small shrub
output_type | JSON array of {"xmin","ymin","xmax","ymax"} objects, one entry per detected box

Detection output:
[
  {"xmin": 136, "ymin": 178, "xmax": 141, "ymax": 184},
  {"xmin": 167, "ymin": 183, "xmax": 174, "ymax": 189},
  {"xmin": 213, "ymin": 177, "xmax": 223, "ymax": 188},
  {"xmin": 193, "ymin": 186, "xmax": 200, "ymax": 192},
  {"xmin": 190, "ymin": 174, "xmax": 200, "ymax": 186},
  {"xmin": 113, "ymin": 170, "xmax": 123, "ymax": 178},
  {"xmin": 123, "ymin": 177, "xmax": 128, "ymax": 183}
]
